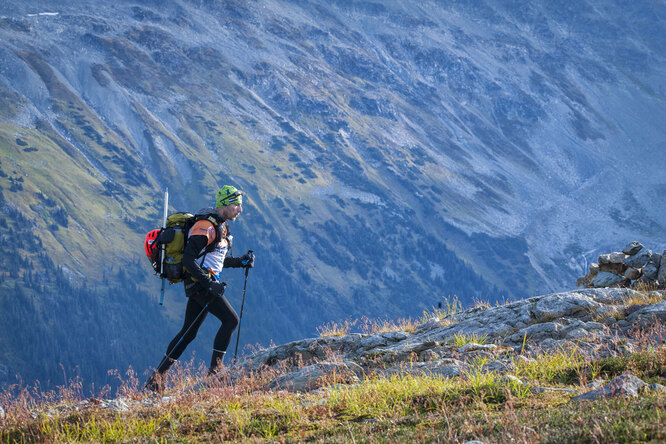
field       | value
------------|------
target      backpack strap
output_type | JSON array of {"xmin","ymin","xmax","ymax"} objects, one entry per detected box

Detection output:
[{"xmin": 192, "ymin": 213, "xmax": 232, "ymax": 255}]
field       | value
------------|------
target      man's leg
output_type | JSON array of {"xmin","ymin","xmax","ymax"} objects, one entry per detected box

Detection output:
[
  {"xmin": 146, "ymin": 296, "xmax": 208, "ymax": 390},
  {"xmin": 199, "ymin": 293, "xmax": 239, "ymax": 373}
]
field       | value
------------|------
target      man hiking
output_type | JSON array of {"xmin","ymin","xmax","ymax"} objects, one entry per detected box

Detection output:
[{"xmin": 145, "ymin": 185, "xmax": 254, "ymax": 392}]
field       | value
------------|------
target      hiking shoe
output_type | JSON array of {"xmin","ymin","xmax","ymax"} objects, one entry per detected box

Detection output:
[{"xmin": 143, "ymin": 373, "xmax": 163, "ymax": 394}]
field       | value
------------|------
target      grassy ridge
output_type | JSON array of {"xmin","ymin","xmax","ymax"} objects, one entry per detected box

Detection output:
[
  {"xmin": 0, "ymin": 121, "xmax": 156, "ymax": 276},
  {"xmin": 2, "ymin": 338, "xmax": 664, "ymax": 443}
]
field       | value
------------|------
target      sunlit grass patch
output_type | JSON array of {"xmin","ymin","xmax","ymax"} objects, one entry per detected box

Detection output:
[
  {"xmin": 593, "ymin": 346, "xmax": 666, "ymax": 382},
  {"xmin": 420, "ymin": 295, "xmax": 463, "ymax": 322},
  {"xmin": 316, "ymin": 295, "xmax": 466, "ymax": 338},
  {"xmin": 448, "ymin": 332, "xmax": 489, "ymax": 347},
  {"xmin": 317, "ymin": 319, "xmax": 353, "ymax": 337},
  {"xmin": 514, "ymin": 341, "xmax": 666, "ymax": 387},
  {"xmin": 327, "ymin": 370, "xmax": 532, "ymax": 424},
  {"xmin": 364, "ymin": 317, "xmax": 419, "ymax": 334},
  {"xmin": 623, "ymin": 288, "xmax": 664, "ymax": 306},
  {"xmin": 514, "ymin": 346, "xmax": 586, "ymax": 385}
]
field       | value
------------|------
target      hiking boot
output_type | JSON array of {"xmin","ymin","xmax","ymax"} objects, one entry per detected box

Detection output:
[{"xmin": 144, "ymin": 373, "xmax": 163, "ymax": 394}]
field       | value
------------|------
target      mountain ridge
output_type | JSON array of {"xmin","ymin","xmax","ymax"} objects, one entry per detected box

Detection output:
[{"xmin": 0, "ymin": 0, "xmax": 665, "ymax": 389}]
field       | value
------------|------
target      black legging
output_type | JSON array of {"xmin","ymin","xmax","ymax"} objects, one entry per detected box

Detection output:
[{"xmin": 156, "ymin": 285, "xmax": 239, "ymax": 374}]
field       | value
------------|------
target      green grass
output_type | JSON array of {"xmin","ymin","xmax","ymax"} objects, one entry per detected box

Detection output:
[
  {"xmin": 2, "ymin": 342, "xmax": 664, "ymax": 443},
  {"xmin": 448, "ymin": 332, "xmax": 489, "ymax": 347}
]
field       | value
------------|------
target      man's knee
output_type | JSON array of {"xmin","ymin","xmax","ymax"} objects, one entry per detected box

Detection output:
[
  {"xmin": 182, "ymin": 331, "xmax": 198, "ymax": 344},
  {"xmin": 228, "ymin": 312, "xmax": 239, "ymax": 330}
]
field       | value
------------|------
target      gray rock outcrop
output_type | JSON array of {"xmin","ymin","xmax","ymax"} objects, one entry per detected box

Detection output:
[
  {"xmin": 30, "ymin": 287, "xmax": 666, "ymax": 419},
  {"xmin": 234, "ymin": 288, "xmax": 664, "ymax": 393},
  {"xmin": 267, "ymin": 361, "xmax": 363, "ymax": 392},
  {"xmin": 658, "ymin": 254, "xmax": 666, "ymax": 284},
  {"xmin": 622, "ymin": 242, "xmax": 644, "ymax": 256},
  {"xmin": 593, "ymin": 272, "xmax": 624, "ymax": 287},
  {"xmin": 577, "ymin": 242, "xmax": 666, "ymax": 289}
]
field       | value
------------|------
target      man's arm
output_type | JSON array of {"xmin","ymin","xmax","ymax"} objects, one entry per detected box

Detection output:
[
  {"xmin": 223, "ymin": 252, "xmax": 254, "ymax": 268},
  {"xmin": 182, "ymin": 234, "xmax": 211, "ymax": 284}
]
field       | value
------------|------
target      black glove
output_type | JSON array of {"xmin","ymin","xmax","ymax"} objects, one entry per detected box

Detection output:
[
  {"xmin": 223, "ymin": 252, "xmax": 255, "ymax": 269},
  {"xmin": 240, "ymin": 252, "xmax": 255, "ymax": 268},
  {"xmin": 208, "ymin": 281, "xmax": 227, "ymax": 296}
]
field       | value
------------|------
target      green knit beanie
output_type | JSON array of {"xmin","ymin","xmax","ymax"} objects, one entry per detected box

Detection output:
[{"xmin": 215, "ymin": 185, "xmax": 243, "ymax": 207}]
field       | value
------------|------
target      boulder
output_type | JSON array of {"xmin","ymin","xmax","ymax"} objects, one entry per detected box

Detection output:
[
  {"xmin": 236, "ymin": 334, "xmax": 365, "ymax": 370},
  {"xmin": 625, "ymin": 249, "xmax": 653, "ymax": 268},
  {"xmin": 594, "ymin": 305, "xmax": 622, "ymax": 321},
  {"xmin": 622, "ymin": 241, "xmax": 644, "ymax": 256},
  {"xmin": 581, "ymin": 288, "xmax": 634, "ymax": 304},
  {"xmin": 586, "ymin": 379, "xmax": 606, "ymax": 390},
  {"xmin": 359, "ymin": 331, "xmax": 409, "ymax": 350},
  {"xmin": 102, "ymin": 398, "xmax": 130, "ymax": 412},
  {"xmin": 507, "ymin": 321, "xmax": 561, "ymax": 344},
  {"xmin": 419, "ymin": 349, "xmax": 440, "ymax": 361},
  {"xmin": 625, "ymin": 301, "xmax": 666, "ymax": 326},
  {"xmin": 458, "ymin": 343, "xmax": 497, "ymax": 353},
  {"xmin": 641, "ymin": 263, "xmax": 659, "ymax": 280},
  {"xmin": 623, "ymin": 267, "xmax": 641, "ymax": 281},
  {"xmin": 593, "ymin": 272, "xmax": 624, "ymax": 287},
  {"xmin": 649, "ymin": 383, "xmax": 666, "ymax": 392},
  {"xmin": 598, "ymin": 262, "xmax": 627, "ymax": 275},
  {"xmin": 267, "ymin": 361, "xmax": 363, "ymax": 392},
  {"xmin": 659, "ymin": 252, "xmax": 666, "ymax": 285},
  {"xmin": 573, "ymin": 374, "xmax": 646, "ymax": 401},
  {"xmin": 611, "ymin": 252, "xmax": 627, "ymax": 263},
  {"xmin": 383, "ymin": 359, "xmax": 465, "ymax": 379},
  {"xmin": 531, "ymin": 293, "xmax": 601, "ymax": 320},
  {"xmin": 576, "ymin": 272, "xmax": 595, "ymax": 288},
  {"xmin": 598, "ymin": 253, "xmax": 626, "ymax": 265}
]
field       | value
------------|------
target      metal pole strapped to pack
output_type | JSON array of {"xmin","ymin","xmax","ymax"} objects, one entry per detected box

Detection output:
[
  {"xmin": 159, "ymin": 188, "xmax": 169, "ymax": 306},
  {"xmin": 233, "ymin": 250, "xmax": 254, "ymax": 364}
]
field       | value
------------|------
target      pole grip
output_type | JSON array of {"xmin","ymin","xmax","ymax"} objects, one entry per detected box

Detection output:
[{"xmin": 244, "ymin": 250, "xmax": 254, "ymax": 278}]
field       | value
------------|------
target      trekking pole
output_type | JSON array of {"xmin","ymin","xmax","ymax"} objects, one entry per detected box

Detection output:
[
  {"xmin": 233, "ymin": 250, "xmax": 254, "ymax": 364},
  {"xmin": 159, "ymin": 188, "xmax": 169, "ymax": 306}
]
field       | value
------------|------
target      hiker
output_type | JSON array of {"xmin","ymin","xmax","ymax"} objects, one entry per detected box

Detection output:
[{"xmin": 146, "ymin": 185, "xmax": 254, "ymax": 391}]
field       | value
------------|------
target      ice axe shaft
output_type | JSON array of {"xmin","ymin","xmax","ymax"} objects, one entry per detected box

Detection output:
[
  {"xmin": 233, "ymin": 250, "xmax": 253, "ymax": 363},
  {"xmin": 159, "ymin": 188, "xmax": 169, "ymax": 305}
]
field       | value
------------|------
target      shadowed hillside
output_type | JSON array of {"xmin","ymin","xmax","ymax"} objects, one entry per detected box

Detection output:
[{"xmin": 0, "ymin": 0, "xmax": 665, "ymax": 390}]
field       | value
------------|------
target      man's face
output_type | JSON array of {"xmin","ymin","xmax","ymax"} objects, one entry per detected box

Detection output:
[{"xmin": 219, "ymin": 203, "xmax": 242, "ymax": 221}]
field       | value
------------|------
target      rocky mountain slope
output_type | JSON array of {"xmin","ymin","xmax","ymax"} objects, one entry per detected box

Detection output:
[
  {"xmin": 237, "ymin": 288, "xmax": 666, "ymax": 391},
  {"xmin": 0, "ymin": 0, "xmax": 665, "ymax": 389}
]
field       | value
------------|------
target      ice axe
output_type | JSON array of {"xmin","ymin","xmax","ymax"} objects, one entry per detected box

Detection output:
[{"xmin": 159, "ymin": 188, "xmax": 168, "ymax": 305}]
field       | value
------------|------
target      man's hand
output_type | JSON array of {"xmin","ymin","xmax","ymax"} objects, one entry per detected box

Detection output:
[
  {"xmin": 208, "ymin": 281, "xmax": 227, "ymax": 296},
  {"xmin": 240, "ymin": 252, "xmax": 255, "ymax": 268}
]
